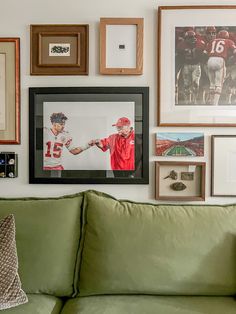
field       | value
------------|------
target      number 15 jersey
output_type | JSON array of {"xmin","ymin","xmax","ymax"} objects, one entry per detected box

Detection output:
[{"xmin": 43, "ymin": 127, "xmax": 75, "ymax": 169}]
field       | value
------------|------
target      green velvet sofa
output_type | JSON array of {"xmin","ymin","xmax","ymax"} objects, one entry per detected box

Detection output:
[{"xmin": 1, "ymin": 190, "xmax": 236, "ymax": 313}]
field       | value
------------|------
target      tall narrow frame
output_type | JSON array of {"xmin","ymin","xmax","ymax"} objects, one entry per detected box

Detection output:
[{"xmin": 0, "ymin": 38, "xmax": 20, "ymax": 144}]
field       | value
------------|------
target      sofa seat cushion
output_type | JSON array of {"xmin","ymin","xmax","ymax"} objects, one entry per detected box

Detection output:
[
  {"xmin": 2, "ymin": 294, "xmax": 63, "ymax": 314},
  {"xmin": 61, "ymin": 295, "xmax": 236, "ymax": 314},
  {"xmin": 79, "ymin": 190, "xmax": 236, "ymax": 296},
  {"xmin": 0, "ymin": 193, "xmax": 83, "ymax": 297}
]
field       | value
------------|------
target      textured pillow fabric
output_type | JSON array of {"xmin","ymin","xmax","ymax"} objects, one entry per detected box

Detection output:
[{"xmin": 0, "ymin": 214, "xmax": 28, "ymax": 310}]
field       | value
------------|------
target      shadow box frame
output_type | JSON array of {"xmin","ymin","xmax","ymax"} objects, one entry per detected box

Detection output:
[
  {"xmin": 100, "ymin": 17, "xmax": 143, "ymax": 75},
  {"xmin": 0, "ymin": 38, "xmax": 20, "ymax": 144},
  {"xmin": 158, "ymin": 5, "xmax": 236, "ymax": 127},
  {"xmin": 30, "ymin": 24, "xmax": 89, "ymax": 75},
  {"xmin": 211, "ymin": 135, "xmax": 236, "ymax": 196},
  {"xmin": 155, "ymin": 161, "xmax": 206, "ymax": 201},
  {"xmin": 29, "ymin": 86, "xmax": 149, "ymax": 184}
]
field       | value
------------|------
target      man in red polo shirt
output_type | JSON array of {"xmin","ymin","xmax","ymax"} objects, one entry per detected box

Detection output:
[{"xmin": 92, "ymin": 117, "xmax": 135, "ymax": 171}]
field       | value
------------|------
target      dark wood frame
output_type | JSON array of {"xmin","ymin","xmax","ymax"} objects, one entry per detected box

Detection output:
[
  {"xmin": 100, "ymin": 18, "xmax": 143, "ymax": 75},
  {"xmin": 211, "ymin": 135, "xmax": 236, "ymax": 196},
  {"xmin": 0, "ymin": 38, "xmax": 20, "ymax": 144},
  {"xmin": 155, "ymin": 161, "xmax": 206, "ymax": 201},
  {"xmin": 29, "ymin": 86, "xmax": 149, "ymax": 184},
  {"xmin": 30, "ymin": 24, "xmax": 89, "ymax": 75},
  {"xmin": 157, "ymin": 5, "xmax": 236, "ymax": 127}
]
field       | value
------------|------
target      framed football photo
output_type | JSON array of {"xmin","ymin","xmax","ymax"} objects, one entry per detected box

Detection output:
[
  {"xmin": 158, "ymin": 5, "xmax": 236, "ymax": 126},
  {"xmin": 29, "ymin": 86, "xmax": 149, "ymax": 184}
]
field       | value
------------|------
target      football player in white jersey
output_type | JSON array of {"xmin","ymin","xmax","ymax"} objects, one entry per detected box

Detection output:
[{"xmin": 43, "ymin": 112, "xmax": 91, "ymax": 170}]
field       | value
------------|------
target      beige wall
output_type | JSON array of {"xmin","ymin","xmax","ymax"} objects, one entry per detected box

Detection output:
[{"xmin": 0, "ymin": 0, "xmax": 234, "ymax": 204}]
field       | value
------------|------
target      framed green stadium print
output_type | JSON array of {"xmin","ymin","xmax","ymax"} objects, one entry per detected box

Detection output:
[
  {"xmin": 29, "ymin": 86, "xmax": 149, "ymax": 184},
  {"xmin": 158, "ymin": 5, "xmax": 236, "ymax": 126},
  {"xmin": 156, "ymin": 132, "xmax": 204, "ymax": 156}
]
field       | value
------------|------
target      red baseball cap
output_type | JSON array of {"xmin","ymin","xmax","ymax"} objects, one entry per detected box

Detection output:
[{"xmin": 112, "ymin": 117, "xmax": 131, "ymax": 127}]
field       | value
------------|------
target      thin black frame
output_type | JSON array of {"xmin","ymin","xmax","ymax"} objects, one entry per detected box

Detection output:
[{"xmin": 29, "ymin": 86, "xmax": 149, "ymax": 184}]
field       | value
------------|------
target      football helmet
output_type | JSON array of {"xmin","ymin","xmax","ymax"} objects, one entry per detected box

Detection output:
[
  {"xmin": 217, "ymin": 30, "xmax": 229, "ymax": 39},
  {"xmin": 185, "ymin": 30, "xmax": 197, "ymax": 45}
]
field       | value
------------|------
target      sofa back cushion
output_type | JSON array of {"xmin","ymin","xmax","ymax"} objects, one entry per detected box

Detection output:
[
  {"xmin": 78, "ymin": 191, "xmax": 236, "ymax": 296},
  {"xmin": 0, "ymin": 193, "xmax": 83, "ymax": 297}
]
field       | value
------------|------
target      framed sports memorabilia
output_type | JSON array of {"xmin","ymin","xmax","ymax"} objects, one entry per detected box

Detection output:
[
  {"xmin": 158, "ymin": 5, "xmax": 236, "ymax": 126},
  {"xmin": 155, "ymin": 161, "xmax": 206, "ymax": 201},
  {"xmin": 29, "ymin": 86, "xmax": 149, "ymax": 184},
  {"xmin": 211, "ymin": 135, "xmax": 236, "ymax": 196},
  {"xmin": 0, "ymin": 38, "xmax": 20, "ymax": 144},
  {"xmin": 30, "ymin": 24, "xmax": 89, "ymax": 75},
  {"xmin": 100, "ymin": 18, "xmax": 143, "ymax": 75}
]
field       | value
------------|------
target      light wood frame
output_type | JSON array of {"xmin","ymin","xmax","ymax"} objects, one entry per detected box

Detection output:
[
  {"xmin": 100, "ymin": 18, "xmax": 143, "ymax": 75},
  {"xmin": 155, "ymin": 161, "xmax": 206, "ymax": 201},
  {"xmin": 211, "ymin": 135, "xmax": 236, "ymax": 196},
  {"xmin": 0, "ymin": 38, "xmax": 20, "ymax": 144},
  {"xmin": 30, "ymin": 24, "xmax": 89, "ymax": 75},
  {"xmin": 158, "ymin": 5, "xmax": 236, "ymax": 126}
]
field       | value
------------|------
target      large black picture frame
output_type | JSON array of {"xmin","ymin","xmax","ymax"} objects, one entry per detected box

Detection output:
[{"xmin": 29, "ymin": 86, "xmax": 149, "ymax": 184}]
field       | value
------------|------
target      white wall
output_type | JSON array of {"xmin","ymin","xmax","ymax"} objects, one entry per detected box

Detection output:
[{"xmin": 0, "ymin": 0, "xmax": 236, "ymax": 204}]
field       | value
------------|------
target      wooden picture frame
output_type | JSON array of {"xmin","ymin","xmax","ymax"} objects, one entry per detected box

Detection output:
[
  {"xmin": 158, "ymin": 5, "xmax": 236, "ymax": 126},
  {"xmin": 0, "ymin": 38, "xmax": 20, "ymax": 144},
  {"xmin": 100, "ymin": 18, "xmax": 143, "ymax": 75},
  {"xmin": 211, "ymin": 135, "xmax": 236, "ymax": 196},
  {"xmin": 29, "ymin": 86, "xmax": 149, "ymax": 184},
  {"xmin": 30, "ymin": 24, "xmax": 89, "ymax": 75},
  {"xmin": 155, "ymin": 161, "xmax": 206, "ymax": 201}
]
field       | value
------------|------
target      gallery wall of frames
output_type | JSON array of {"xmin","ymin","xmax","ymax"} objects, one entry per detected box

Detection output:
[{"xmin": 1, "ymin": 0, "xmax": 236, "ymax": 202}]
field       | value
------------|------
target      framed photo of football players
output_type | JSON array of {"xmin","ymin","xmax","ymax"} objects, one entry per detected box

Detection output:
[
  {"xmin": 100, "ymin": 18, "xmax": 143, "ymax": 75},
  {"xmin": 30, "ymin": 24, "xmax": 89, "ymax": 75},
  {"xmin": 0, "ymin": 38, "xmax": 20, "ymax": 144},
  {"xmin": 155, "ymin": 161, "xmax": 206, "ymax": 201},
  {"xmin": 211, "ymin": 135, "xmax": 236, "ymax": 196},
  {"xmin": 158, "ymin": 5, "xmax": 236, "ymax": 126},
  {"xmin": 29, "ymin": 86, "xmax": 149, "ymax": 184}
]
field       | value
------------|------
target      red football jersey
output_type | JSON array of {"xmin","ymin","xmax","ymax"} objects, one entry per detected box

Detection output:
[
  {"xmin": 100, "ymin": 130, "xmax": 135, "ymax": 171},
  {"xmin": 176, "ymin": 38, "xmax": 206, "ymax": 64},
  {"xmin": 207, "ymin": 38, "xmax": 236, "ymax": 59}
]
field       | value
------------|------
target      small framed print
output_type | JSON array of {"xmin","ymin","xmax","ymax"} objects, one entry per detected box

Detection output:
[
  {"xmin": 156, "ymin": 132, "xmax": 204, "ymax": 156},
  {"xmin": 0, "ymin": 38, "xmax": 20, "ymax": 144},
  {"xmin": 155, "ymin": 161, "xmax": 206, "ymax": 201},
  {"xmin": 30, "ymin": 24, "xmax": 89, "ymax": 75},
  {"xmin": 158, "ymin": 5, "xmax": 236, "ymax": 126},
  {"xmin": 29, "ymin": 86, "xmax": 149, "ymax": 184},
  {"xmin": 100, "ymin": 18, "xmax": 143, "ymax": 75},
  {"xmin": 211, "ymin": 135, "xmax": 236, "ymax": 196}
]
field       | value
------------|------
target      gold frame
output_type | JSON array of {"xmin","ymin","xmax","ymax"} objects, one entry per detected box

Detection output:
[
  {"xmin": 100, "ymin": 18, "xmax": 143, "ymax": 75},
  {"xmin": 0, "ymin": 38, "xmax": 20, "ymax": 144}
]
